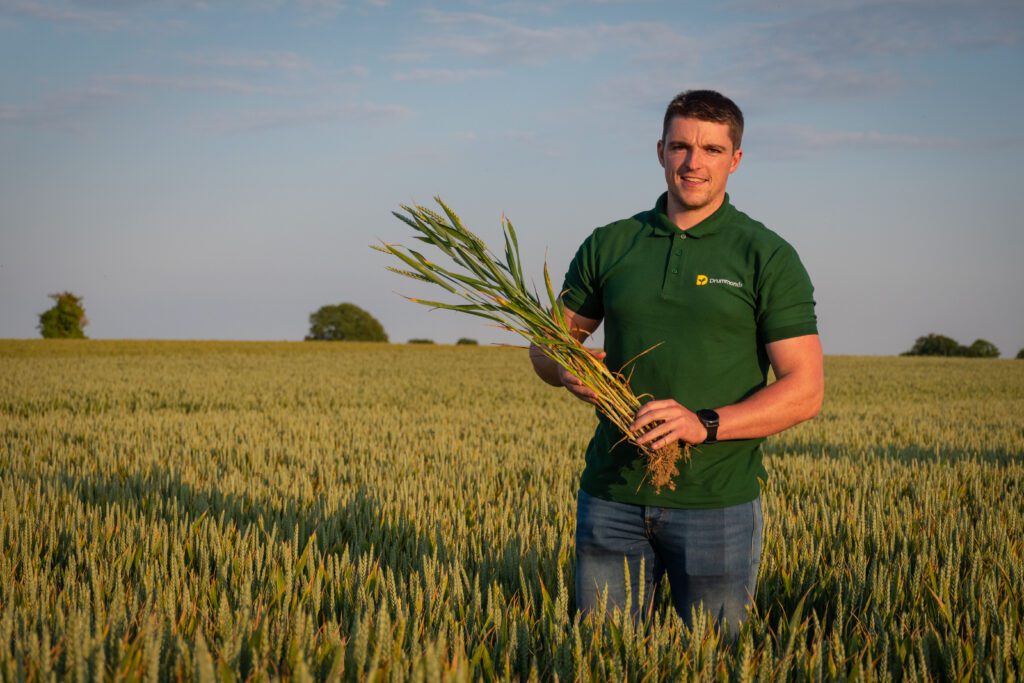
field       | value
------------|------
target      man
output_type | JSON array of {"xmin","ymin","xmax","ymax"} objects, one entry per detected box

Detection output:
[{"xmin": 529, "ymin": 90, "xmax": 823, "ymax": 630}]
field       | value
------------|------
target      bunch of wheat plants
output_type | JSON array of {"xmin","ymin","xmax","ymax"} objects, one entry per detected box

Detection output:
[{"xmin": 376, "ymin": 197, "xmax": 685, "ymax": 490}]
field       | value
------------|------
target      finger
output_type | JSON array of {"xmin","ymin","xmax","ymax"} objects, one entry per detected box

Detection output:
[
  {"xmin": 568, "ymin": 385, "xmax": 597, "ymax": 399},
  {"xmin": 564, "ymin": 376, "xmax": 588, "ymax": 389},
  {"xmin": 634, "ymin": 420, "xmax": 678, "ymax": 445},
  {"xmin": 630, "ymin": 407, "xmax": 681, "ymax": 432},
  {"xmin": 649, "ymin": 433, "xmax": 681, "ymax": 450},
  {"xmin": 634, "ymin": 399, "xmax": 674, "ymax": 418}
]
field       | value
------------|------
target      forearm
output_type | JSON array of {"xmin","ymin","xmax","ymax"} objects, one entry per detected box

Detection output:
[
  {"xmin": 714, "ymin": 372, "xmax": 823, "ymax": 441},
  {"xmin": 529, "ymin": 343, "xmax": 563, "ymax": 387},
  {"xmin": 633, "ymin": 334, "xmax": 823, "ymax": 450}
]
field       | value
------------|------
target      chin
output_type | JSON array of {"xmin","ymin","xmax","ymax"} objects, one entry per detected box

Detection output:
[{"xmin": 678, "ymin": 194, "xmax": 711, "ymax": 211}]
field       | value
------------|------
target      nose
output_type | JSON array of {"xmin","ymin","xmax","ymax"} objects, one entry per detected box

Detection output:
[
  {"xmin": 679, "ymin": 150, "xmax": 696, "ymax": 172},
  {"xmin": 679, "ymin": 149, "xmax": 699, "ymax": 171}
]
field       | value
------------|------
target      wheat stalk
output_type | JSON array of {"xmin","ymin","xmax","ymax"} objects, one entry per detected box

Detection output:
[{"xmin": 375, "ymin": 197, "xmax": 687, "ymax": 491}]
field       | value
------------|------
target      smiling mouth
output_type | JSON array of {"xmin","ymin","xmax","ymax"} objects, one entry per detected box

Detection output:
[{"xmin": 682, "ymin": 176, "xmax": 707, "ymax": 184}]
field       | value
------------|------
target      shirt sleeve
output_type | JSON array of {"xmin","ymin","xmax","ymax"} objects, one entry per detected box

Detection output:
[
  {"xmin": 755, "ymin": 241, "xmax": 818, "ymax": 343},
  {"xmin": 560, "ymin": 229, "xmax": 604, "ymax": 320}
]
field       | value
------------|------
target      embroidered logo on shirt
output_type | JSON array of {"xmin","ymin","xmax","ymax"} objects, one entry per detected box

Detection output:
[{"xmin": 696, "ymin": 274, "xmax": 743, "ymax": 288}]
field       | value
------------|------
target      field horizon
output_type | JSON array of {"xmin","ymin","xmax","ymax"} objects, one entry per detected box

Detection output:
[{"xmin": 4, "ymin": 336, "xmax": 1023, "ymax": 359}]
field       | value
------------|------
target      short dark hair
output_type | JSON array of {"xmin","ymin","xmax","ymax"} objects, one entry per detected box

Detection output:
[{"xmin": 662, "ymin": 90, "xmax": 744, "ymax": 150}]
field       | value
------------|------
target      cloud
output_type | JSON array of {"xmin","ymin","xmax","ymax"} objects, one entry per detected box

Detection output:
[
  {"xmin": 100, "ymin": 73, "xmax": 299, "ymax": 96},
  {"xmin": 294, "ymin": 0, "xmax": 343, "ymax": 20},
  {"xmin": 387, "ymin": 51, "xmax": 431, "ymax": 64},
  {"xmin": 0, "ymin": 82, "xmax": 124, "ymax": 128},
  {"xmin": 449, "ymin": 127, "xmax": 569, "ymax": 158},
  {"xmin": 717, "ymin": 58, "xmax": 908, "ymax": 104},
  {"xmin": 426, "ymin": 0, "xmax": 1019, "ymax": 113},
  {"xmin": 0, "ymin": 0, "xmax": 130, "ymax": 29},
  {"xmin": 746, "ymin": 124, "xmax": 978, "ymax": 159},
  {"xmin": 0, "ymin": 69, "xmax": 359, "ymax": 130},
  {"xmin": 459, "ymin": 0, "xmax": 654, "ymax": 13},
  {"xmin": 338, "ymin": 65, "xmax": 369, "ymax": 78},
  {"xmin": 1, "ymin": 0, "xmax": 392, "ymax": 30},
  {"xmin": 392, "ymin": 68, "xmax": 499, "ymax": 83},
  {"xmin": 714, "ymin": 1, "xmax": 1021, "ymax": 107},
  {"xmin": 178, "ymin": 49, "xmax": 312, "ymax": 72},
  {"xmin": 203, "ymin": 101, "xmax": 412, "ymax": 133},
  {"xmin": 741, "ymin": 1, "xmax": 1021, "ymax": 62},
  {"xmin": 413, "ymin": 10, "xmax": 697, "ymax": 66}
]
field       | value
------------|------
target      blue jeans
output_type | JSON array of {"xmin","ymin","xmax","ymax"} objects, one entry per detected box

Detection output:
[{"xmin": 574, "ymin": 489, "xmax": 763, "ymax": 630}]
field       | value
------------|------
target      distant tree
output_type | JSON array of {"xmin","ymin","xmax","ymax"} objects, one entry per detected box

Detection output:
[
  {"xmin": 408, "ymin": 338, "xmax": 435, "ymax": 344},
  {"xmin": 902, "ymin": 333, "xmax": 964, "ymax": 357},
  {"xmin": 456, "ymin": 338, "xmax": 478, "ymax": 345},
  {"xmin": 965, "ymin": 339, "xmax": 1000, "ymax": 358},
  {"xmin": 38, "ymin": 291, "xmax": 88, "ymax": 339},
  {"xmin": 305, "ymin": 303, "xmax": 387, "ymax": 342},
  {"xmin": 1017, "ymin": 348, "xmax": 1024, "ymax": 359}
]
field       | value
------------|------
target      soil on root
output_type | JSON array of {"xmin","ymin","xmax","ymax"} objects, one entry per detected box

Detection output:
[{"xmin": 645, "ymin": 441, "xmax": 690, "ymax": 493}]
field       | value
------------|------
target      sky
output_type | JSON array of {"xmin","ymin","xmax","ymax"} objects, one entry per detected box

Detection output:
[{"xmin": 1, "ymin": 0, "xmax": 1023, "ymax": 356}]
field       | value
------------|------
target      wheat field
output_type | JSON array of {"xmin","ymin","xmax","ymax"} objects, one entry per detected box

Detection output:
[{"xmin": 1, "ymin": 340, "xmax": 1022, "ymax": 681}]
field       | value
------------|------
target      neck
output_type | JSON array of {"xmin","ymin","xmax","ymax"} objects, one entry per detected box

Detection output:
[{"xmin": 665, "ymin": 193, "xmax": 726, "ymax": 231}]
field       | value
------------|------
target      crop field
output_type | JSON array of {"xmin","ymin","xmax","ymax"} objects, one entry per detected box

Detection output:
[{"xmin": 1, "ymin": 340, "xmax": 1023, "ymax": 681}]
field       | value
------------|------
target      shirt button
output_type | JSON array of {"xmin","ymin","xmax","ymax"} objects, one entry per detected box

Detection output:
[
  {"xmin": 671, "ymin": 268, "xmax": 679, "ymax": 274},
  {"xmin": 679, "ymin": 234, "xmax": 686, "ymax": 239}
]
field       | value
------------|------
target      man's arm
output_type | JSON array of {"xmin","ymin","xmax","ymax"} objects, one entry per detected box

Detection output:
[
  {"xmin": 632, "ymin": 334, "xmax": 824, "ymax": 448},
  {"xmin": 529, "ymin": 307, "xmax": 605, "ymax": 404}
]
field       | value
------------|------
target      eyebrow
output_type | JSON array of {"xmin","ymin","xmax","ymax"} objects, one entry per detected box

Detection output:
[{"xmin": 667, "ymin": 140, "xmax": 728, "ymax": 151}]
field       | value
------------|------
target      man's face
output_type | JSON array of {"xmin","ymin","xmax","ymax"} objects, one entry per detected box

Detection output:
[{"xmin": 657, "ymin": 116, "xmax": 742, "ymax": 214}]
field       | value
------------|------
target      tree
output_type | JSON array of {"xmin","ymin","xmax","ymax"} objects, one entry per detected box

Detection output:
[
  {"xmin": 456, "ymin": 337, "xmax": 478, "ymax": 345},
  {"xmin": 1017, "ymin": 348, "xmax": 1024, "ymax": 360},
  {"xmin": 902, "ymin": 333, "xmax": 964, "ymax": 357},
  {"xmin": 305, "ymin": 303, "xmax": 387, "ymax": 342},
  {"xmin": 408, "ymin": 338, "xmax": 434, "ymax": 344},
  {"xmin": 38, "ymin": 291, "xmax": 88, "ymax": 339},
  {"xmin": 965, "ymin": 339, "xmax": 1000, "ymax": 359},
  {"xmin": 903, "ymin": 333, "xmax": 1002, "ymax": 358}
]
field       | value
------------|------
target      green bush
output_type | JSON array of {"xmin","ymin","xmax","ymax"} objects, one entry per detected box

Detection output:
[
  {"xmin": 903, "ymin": 333, "xmax": 1000, "ymax": 358},
  {"xmin": 966, "ymin": 339, "xmax": 1000, "ymax": 359},
  {"xmin": 305, "ymin": 303, "xmax": 387, "ymax": 342},
  {"xmin": 408, "ymin": 338, "xmax": 435, "ymax": 344},
  {"xmin": 38, "ymin": 291, "xmax": 88, "ymax": 339},
  {"xmin": 456, "ymin": 338, "xmax": 478, "ymax": 345}
]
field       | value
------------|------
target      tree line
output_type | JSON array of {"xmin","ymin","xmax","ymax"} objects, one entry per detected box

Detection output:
[
  {"xmin": 901, "ymin": 333, "xmax": 1008, "ymax": 358},
  {"xmin": 34, "ymin": 293, "xmax": 1024, "ymax": 357}
]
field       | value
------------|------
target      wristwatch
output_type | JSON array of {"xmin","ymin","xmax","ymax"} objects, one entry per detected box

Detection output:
[{"xmin": 696, "ymin": 409, "xmax": 719, "ymax": 445}]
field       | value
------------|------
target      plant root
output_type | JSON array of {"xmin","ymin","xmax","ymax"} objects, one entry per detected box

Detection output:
[{"xmin": 645, "ymin": 441, "xmax": 690, "ymax": 494}]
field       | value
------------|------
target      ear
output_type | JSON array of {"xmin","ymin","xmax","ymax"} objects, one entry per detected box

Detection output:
[
  {"xmin": 657, "ymin": 138, "xmax": 666, "ymax": 168},
  {"xmin": 729, "ymin": 147, "xmax": 743, "ymax": 174}
]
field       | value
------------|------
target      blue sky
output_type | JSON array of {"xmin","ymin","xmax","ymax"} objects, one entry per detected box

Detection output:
[{"xmin": 2, "ymin": 0, "xmax": 1023, "ymax": 355}]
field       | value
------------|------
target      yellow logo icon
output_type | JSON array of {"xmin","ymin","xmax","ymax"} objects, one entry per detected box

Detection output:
[{"xmin": 695, "ymin": 274, "xmax": 708, "ymax": 286}]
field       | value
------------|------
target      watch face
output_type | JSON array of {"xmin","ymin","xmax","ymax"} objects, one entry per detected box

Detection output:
[{"xmin": 698, "ymin": 409, "xmax": 719, "ymax": 426}]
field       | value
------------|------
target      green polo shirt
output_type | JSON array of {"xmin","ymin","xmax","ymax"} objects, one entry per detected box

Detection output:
[{"xmin": 561, "ymin": 192, "xmax": 817, "ymax": 509}]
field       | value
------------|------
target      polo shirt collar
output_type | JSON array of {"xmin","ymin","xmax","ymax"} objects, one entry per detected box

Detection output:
[{"xmin": 648, "ymin": 192, "xmax": 733, "ymax": 238}]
